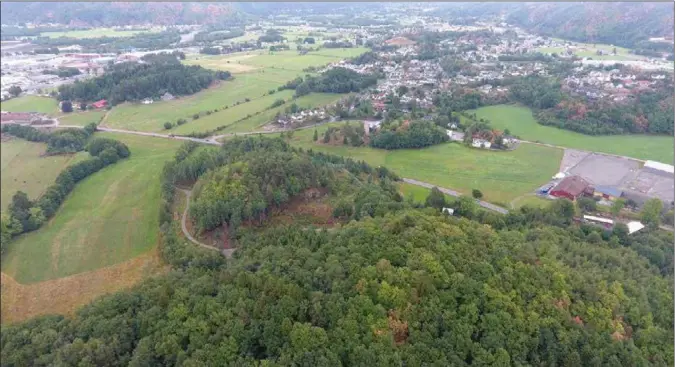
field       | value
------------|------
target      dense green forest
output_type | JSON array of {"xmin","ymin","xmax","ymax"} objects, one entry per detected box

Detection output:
[
  {"xmin": 57, "ymin": 54, "xmax": 230, "ymax": 105},
  {"xmin": 2, "ymin": 137, "xmax": 672, "ymax": 366},
  {"xmin": 370, "ymin": 120, "xmax": 449, "ymax": 150},
  {"xmin": 286, "ymin": 68, "xmax": 381, "ymax": 97},
  {"xmin": 31, "ymin": 31, "xmax": 182, "ymax": 53}
]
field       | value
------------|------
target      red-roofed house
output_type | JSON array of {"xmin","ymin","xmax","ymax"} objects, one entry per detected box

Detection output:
[{"xmin": 91, "ymin": 100, "xmax": 108, "ymax": 109}]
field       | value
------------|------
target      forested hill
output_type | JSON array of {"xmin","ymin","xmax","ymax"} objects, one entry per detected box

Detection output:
[
  {"xmin": 1, "ymin": 137, "xmax": 673, "ymax": 365},
  {"xmin": 506, "ymin": 2, "xmax": 674, "ymax": 49},
  {"xmin": 0, "ymin": 2, "xmax": 247, "ymax": 26}
]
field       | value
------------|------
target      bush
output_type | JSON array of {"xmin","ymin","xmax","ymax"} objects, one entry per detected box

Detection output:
[
  {"xmin": 176, "ymin": 118, "xmax": 187, "ymax": 126},
  {"xmin": 164, "ymin": 122, "xmax": 173, "ymax": 130},
  {"xmin": 193, "ymin": 113, "xmax": 200, "ymax": 120}
]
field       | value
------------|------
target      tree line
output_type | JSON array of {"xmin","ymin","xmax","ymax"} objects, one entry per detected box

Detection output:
[
  {"xmin": 370, "ymin": 120, "xmax": 449, "ymax": 150},
  {"xmin": 57, "ymin": 56, "xmax": 230, "ymax": 105},
  {"xmin": 280, "ymin": 67, "xmax": 380, "ymax": 97},
  {"xmin": 1, "ymin": 123, "xmax": 96, "ymax": 155},
  {"xmin": 1, "ymin": 135, "xmax": 672, "ymax": 365},
  {"xmin": 31, "ymin": 31, "xmax": 181, "ymax": 53},
  {"xmin": 1, "ymin": 134, "xmax": 130, "ymax": 251}
]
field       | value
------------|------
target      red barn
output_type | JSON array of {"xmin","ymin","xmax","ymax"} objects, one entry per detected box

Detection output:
[
  {"xmin": 91, "ymin": 100, "xmax": 107, "ymax": 109},
  {"xmin": 549, "ymin": 175, "xmax": 593, "ymax": 201}
]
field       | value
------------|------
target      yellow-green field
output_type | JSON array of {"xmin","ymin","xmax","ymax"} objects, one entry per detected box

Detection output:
[
  {"xmin": 57, "ymin": 110, "xmax": 106, "ymax": 126},
  {"xmin": 0, "ymin": 96, "xmax": 60, "ymax": 114},
  {"xmin": 40, "ymin": 27, "xmax": 160, "ymax": 39},
  {"xmin": 1, "ymin": 139, "xmax": 88, "ymax": 212},
  {"xmin": 1, "ymin": 133, "xmax": 181, "ymax": 284},
  {"xmin": 537, "ymin": 38, "xmax": 646, "ymax": 61}
]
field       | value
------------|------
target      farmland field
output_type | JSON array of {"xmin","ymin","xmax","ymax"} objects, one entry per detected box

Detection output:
[
  {"xmin": 279, "ymin": 122, "xmax": 563, "ymax": 204},
  {"xmin": 536, "ymin": 38, "xmax": 646, "ymax": 61},
  {"xmin": 40, "ymin": 27, "xmax": 160, "ymax": 39},
  {"xmin": 398, "ymin": 182, "xmax": 456, "ymax": 204},
  {"xmin": 1, "ymin": 133, "xmax": 181, "ymax": 284},
  {"xmin": 1, "ymin": 139, "xmax": 88, "ymax": 211},
  {"xmin": 0, "ymin": 96, "xmax": 60, "ymax": 114},
  {"xmin": 107, "ymin": 48, "xmax": 366, "ymax": 133},
  {"xmin": 58, "ymin": 110, "xmax": 106, "ymax": 126},
  {"xmin": 465, "ymin": 104, "xmax": 673, "ymax": 163}
]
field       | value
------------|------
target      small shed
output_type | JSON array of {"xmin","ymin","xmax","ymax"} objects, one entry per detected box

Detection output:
[
  {"xmin": 626, "ymin": 221, "xmax": 645, "ymax": 234},
  {"xmin": 442, "ymin": 207, "xmax": 454, "ymax": 215},
  {"xmin": 583, "ymin": 215, "xmax": 614, "ymax": 228},
  {"xmin": 593, "ymin": 186, "xmax": 622, "ymax": 201},
  {"xmin": 161, "ymin": 92, "xmax": 175, "ymax": 101}
]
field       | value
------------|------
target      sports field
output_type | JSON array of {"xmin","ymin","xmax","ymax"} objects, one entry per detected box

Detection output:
[
  {"xmin": 466, "ymin": 104, "xmax": 673, "ymax": 163},
  {"xmin": 0, "ymin": 96, "xmax": 60, "ymax": 114},
  {"xmin": 1, "ymin": 139, "xmax": 88, "ymax": 212},
  {"xmin": 1, "ymin": 133, "xmax": 181, "ymax": 284},
  {"xmin": 40, "ymin": 27, "xmax": 159, "ymax": 39},
  {"xmin": 282, "ymin": 122, "xmax": 563, "ymax": 204}
]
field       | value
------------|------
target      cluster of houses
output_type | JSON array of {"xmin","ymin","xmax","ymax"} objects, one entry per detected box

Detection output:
[
  {"xmin": 564, "ymin": 68, "xmax": 666, "ymax": 102},
  {"xmin": 276, "ymin": 108, "xmax": 328, "ymax": 128}
]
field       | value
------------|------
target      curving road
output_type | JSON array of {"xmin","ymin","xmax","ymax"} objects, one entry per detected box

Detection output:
[{"xmin": 402, "ymin": 178, "xmax": 509, "ymax": 214}]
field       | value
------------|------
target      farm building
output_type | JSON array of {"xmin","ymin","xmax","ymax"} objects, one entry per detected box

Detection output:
[
  {"xmin": 583, "ymin": 215, "xmax": 613, "ymax": 229},
  {"xmin": 471, "ymin": 138, "xmax": 491, "ymax": 149},
  {"xmin": 643, "ymin": 160, "xmax": 674, "ymax": 176},
  {"xmin": 593, "ymin": 186, "xmax": 623, "ymax": 201},
  {"xmin": 91, "ymin": 100, "xmax": 108, "ymax": 109},
  {"xmin": 550, "ymin": 175, "xmax": 593, "ymax": 201}
]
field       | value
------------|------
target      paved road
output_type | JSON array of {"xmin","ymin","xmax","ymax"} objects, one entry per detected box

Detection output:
[
  {"xmin": 178, "ymin": 188, "xmax": 234, "ymax": 257},
  {"xmin": 402, "ymin": 178, "xmax": 509, "ymax": 214}
]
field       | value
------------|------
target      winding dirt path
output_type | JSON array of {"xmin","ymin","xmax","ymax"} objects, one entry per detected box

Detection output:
[{"xmin": 177, "ymin": 188, "xmax": 235, "ymax": 258}]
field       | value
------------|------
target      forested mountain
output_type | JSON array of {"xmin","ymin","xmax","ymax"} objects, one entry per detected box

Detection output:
[
  {"xmin": 2, "ymin": 137, "xmax": 672, "ymax": 365},
  {"xmin": 506, "ymin": 2, "xmax": 674, "ymax": 49},
  {"xmin": 0, "ymin": 2, "xmax": 247, "ymax": 26}
]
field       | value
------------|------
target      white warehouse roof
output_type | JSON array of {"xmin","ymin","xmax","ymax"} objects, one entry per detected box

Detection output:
[{"xmin": 644, "ymin": 160, "xmax": 674, "ymax": 174}]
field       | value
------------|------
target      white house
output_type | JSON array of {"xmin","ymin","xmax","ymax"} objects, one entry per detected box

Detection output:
[
  {"xmin": 472, "ymin": 138, "xmax": 491, "ymax": 149},
  {"xmin": 142, "ymin": 98, "xmax": 153, "ymax": 105},
  {"xmin": 442, "ymin": 207, "xmax": 454, "ymax": 215}
]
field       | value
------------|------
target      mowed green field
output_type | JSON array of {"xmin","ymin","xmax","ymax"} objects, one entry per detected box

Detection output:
[
  {"xmin": 172, "ymin": 92, "xmax": 342, "ymax": 135},
  {"xmin": 537, "ymin": 38, "xmax": 646, "ymax": 61},
  {"xmin": 0, "ymin": 96, "xmax": 60, "ymax": 114},
  {"xmin": 1, "ymin": 133, "xmax": 181, "ymax": 284},
  {"xmin": 40, "ymin": 27, "xmax": 160, "ymax": 39},
  {"xmin": 278, "ymin": 122, "xmax": 563, "ymax": 204},
  {"xmin": 1, "ymin": 139, "xmax": 88, "ymax": 212},
  {"xmin": 466, "ymin": 104, "xmax": 673, "ymax": 163},
  {"xmin": 57, "ymin": 110, "xmax": 106, "ymax": 126},
  {"xmin": 107, "ymin": 48, "xmax": 366, "ymax": 133}
]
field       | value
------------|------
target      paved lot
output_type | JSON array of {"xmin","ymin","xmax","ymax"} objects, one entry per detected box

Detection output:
[
  {"xmin": 566, "ymin": 152, "xmax": 641, "ymax": 186},
  {"xmin": 620, "ymin": 169, "xmax": 674, "ymax": 204},
  {"xmin": 559, "ymin": 149, "xmax": 590, "ymax": 173}
]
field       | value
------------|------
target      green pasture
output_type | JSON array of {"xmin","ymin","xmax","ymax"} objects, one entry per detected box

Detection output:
[
  {"xmin": 1, "ymin": 133, "xmax": 181, "ymax": 284},
  {"xmin": 58, "ymin": 110, "xmax": 106, "ymax": 126},
  {"xmin": 279, "ymin": 121, "xmax": 563, "ymax": 204},
  {"xmin": 465, "ymin": 104, "xmax": 673, "ymax": 163},
  {"xmin": 1, "ymin": 96, "xmax": 60, "ymax": 114}
]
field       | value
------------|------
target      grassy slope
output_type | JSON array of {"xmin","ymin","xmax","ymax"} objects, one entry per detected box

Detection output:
[
  {"xmin": 1, "ymin": 140, "xmax": 88, "ymax": 212},
  {"xmin": 58, "ymin": 110, "xmax": 106, "ymax": 126},
  {"xmin": 281, "ymin": 122, "xmax": 563, "ymax": 204},
  {"xmin": 466, "ymin": 104, "xmax": 673, "ymax": 163},
  {"xmin": 1, "ymin": 133, "xmax": 181, "ymax": 284},
  {"xmin": 0, "ymin": 96, "xmax": 60, "ymax": 114}
]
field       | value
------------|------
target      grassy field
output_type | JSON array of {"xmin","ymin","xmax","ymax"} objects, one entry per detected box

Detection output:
[
  {"xmin": 466, "ymin": 104, "xmax": 673, "ymax": 163},
  {"xmin": 219, "ymin": 93, "xmax": 345, "ymax": 134},
  {"xmin": 1, "ymin": 139, "xmax": 88, "ymax": 212},
  {"xmin": 398, "ymin": 182, "xmax": 456, "ymax": 204},
  {"xmin": 40, "ymin": 27, "xmax": 159, "ymax": 39},
  {"xmin": 57, "ymin": 110, "xmax": 106, "ymax": 126},
  {"xmin": 510, "ymin": 194, "xmax": 551, "ymax": 209},
  {"xmin": 1, "ymin": 133, "xmax": 181, "ymax": 284},
  {"xmin": 108, "ymin": 48, "xmax": 365, "ymax": 133},
  {"xmin": 0, "ymin": 96, "xmax": 60, "ymax": 114},
  {"xmin": 537, "ymin": 38, "xmax": 646, "ymax": 61},
  {"xmin": 279, "ymin": 122, "xmax": 563, "ymax": 204}
]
